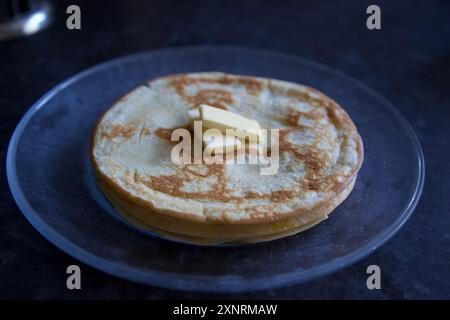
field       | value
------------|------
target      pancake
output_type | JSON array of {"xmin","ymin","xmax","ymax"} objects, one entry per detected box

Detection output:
[
  {"xmin": 91, "ymin": 72, "xmax": 364, "ymax": 244},
  {"xmin": 97, "ymin": 174, "xmax": 355, "ymax": 245}
]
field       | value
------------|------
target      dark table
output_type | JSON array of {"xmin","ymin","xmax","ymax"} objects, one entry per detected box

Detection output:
[{"xmin": 1, "ymin": 0, "xmax": 449, "ymax": 299}]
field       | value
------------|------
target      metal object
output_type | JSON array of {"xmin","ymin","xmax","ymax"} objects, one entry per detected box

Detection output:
[{"xmin": 0, "ymin": 0, "xmax": 53, "ymax": 41}]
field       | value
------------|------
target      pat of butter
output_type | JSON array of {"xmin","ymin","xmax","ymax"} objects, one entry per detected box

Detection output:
[
  {"xmin": 199, "ymin": 104, "xmax": 264, "ymax": 142},
  {"xmin": 202, "ymin": 129, "xmax": 242, "ymax": 154}
]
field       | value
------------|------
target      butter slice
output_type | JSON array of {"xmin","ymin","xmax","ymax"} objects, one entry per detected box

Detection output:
[
  {"xmin": 203, "ymin": 129, "xmax": 241, "ymax": 154},
  {"xmin": 199, "ymin": 104, "xmax": 263, "ymax": 142}
]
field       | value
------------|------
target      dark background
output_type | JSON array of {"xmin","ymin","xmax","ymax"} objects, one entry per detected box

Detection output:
[{"xmin": 1, "ymin": 0, "xmax": 449, "ymax": 299}]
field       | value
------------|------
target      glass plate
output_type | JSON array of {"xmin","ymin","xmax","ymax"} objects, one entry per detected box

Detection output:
[{"xmin": 7, "ymin": 46, "xmax": 424, "ymax": 292}]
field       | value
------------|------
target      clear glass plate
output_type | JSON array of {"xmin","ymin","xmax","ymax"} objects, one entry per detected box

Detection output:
[{"xmin": 6, "ymin": 46, "xmax": 424, "ymax": 292}]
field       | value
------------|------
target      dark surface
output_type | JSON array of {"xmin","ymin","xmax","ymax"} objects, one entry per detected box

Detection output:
[{"xmin": 0, "ymin": 0, "xmax": 448, "ymax": 299}]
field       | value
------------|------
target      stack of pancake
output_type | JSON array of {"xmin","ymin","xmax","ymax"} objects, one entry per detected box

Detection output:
[{"xmin": 91, "ymin": 72, "xmax": 363, "ymax": 244}]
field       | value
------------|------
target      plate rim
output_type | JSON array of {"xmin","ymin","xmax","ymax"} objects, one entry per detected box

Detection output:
[{"xmin": 6, "ymin": 45, "xmax": 425, "ymax": 293}]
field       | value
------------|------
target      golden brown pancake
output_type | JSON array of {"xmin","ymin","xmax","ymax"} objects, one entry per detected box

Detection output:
[{"xmin": 91, "ymin": 72, "xmax": 364, "ymax": 244}]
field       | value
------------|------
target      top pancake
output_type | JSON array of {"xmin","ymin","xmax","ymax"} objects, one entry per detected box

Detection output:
[{"xmin": 91, "ymin": 72, "xmax": 363, "ymax": 224}]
